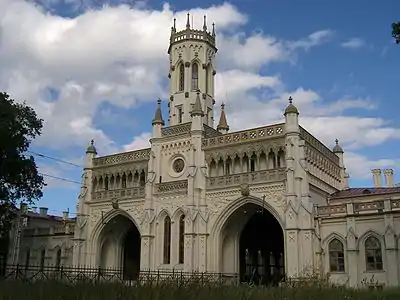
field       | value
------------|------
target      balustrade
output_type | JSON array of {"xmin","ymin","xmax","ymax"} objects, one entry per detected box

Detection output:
[{"xmin": 207, "ymin": 168, "xmax": 286, "ymax": 189}]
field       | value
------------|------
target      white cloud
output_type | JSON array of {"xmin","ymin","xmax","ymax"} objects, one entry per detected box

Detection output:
[
  {"xmin": 289, "ymin": 29, "xmax": 334, "ymax": 51},
  {"xmin": 123, "ymin": 132, "xmax": 151, "ymax": 151},
  {"xmin": 341, "ymin": 37, "xmax": 366, "ymax": 50},
  {"xmin": 1, "ymin": 0, "xmax": 398, "ymax": 182},
  {"xmin": 345, "ymin": 152, "xmax": 399, "ymax": 180}
]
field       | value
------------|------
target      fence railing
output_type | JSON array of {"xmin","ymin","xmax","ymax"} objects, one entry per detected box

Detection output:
[{"xmin": 0, "ymin": 264, "xmax": 239, "ymax": 286}]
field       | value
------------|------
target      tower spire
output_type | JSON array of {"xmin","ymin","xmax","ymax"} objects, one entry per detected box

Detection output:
[
  {"xmin": 191, "ymin": 90, "xmax": 204, "ymax": 116},
  {"xmin": 152, "ymin": 98, "xmax": 165, "ymax": 126},
  {"xmin": 217, "ymin": 103, "xmax": 229, "ymax": 133},
  {"xmin": 203, "ymin": 15, "xmax": 207, "ymax": 31},
  {"xmin": 186, "ymin": 12, "xmax": 190, "ymax": 29},
  {"xmin": 212, "ymin": 22, "xmax": 215, "ymax": 36}
]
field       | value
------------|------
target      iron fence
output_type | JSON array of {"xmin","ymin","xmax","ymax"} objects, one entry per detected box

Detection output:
[{"xmin": 0, "ymin": 264, "xmax": 239, "ymax": 286}]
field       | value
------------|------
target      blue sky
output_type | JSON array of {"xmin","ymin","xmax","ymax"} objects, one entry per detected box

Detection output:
[{"xmin": 1, "ymin": 0, "xmax": 399, "ymax": 217}]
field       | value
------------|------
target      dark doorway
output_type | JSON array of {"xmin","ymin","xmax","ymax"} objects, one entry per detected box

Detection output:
[
  {"xmin": 239, "ymin": 208, "xmax": 284, "ymax": 286},
  {"xmin": 122, "ymin": 224, "xmax": 141, "ymax": 280}
]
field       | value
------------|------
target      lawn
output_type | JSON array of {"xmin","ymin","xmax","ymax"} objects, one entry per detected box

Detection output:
[{"xmin": 1, "ymin": 281, "xmax": 400, "ymax": 300}]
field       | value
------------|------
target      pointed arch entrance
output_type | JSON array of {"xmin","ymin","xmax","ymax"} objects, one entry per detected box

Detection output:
[
  {"xmin": 214, "ymin": 197, "xmax": 285, "ymax": 286},
  {"xmin": 97, "ymin": 214, "xmax": 141, "ymax": 280}
]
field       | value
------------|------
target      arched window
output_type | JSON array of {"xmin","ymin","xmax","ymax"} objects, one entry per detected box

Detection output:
[
  {"xmin": 191, "ymin": 63, "xmax": 198, "ymax": 90},
  {"xmin": 55, "ymin": 248, "xmax": 62, "ymax": 270},
  {"xmin": 328, "ymin": 239, "xmax": 345, "ymax": 272},
  {"xmin": 178, "ymin": 215, "xmax": 185, "ymax": 264},
  {"xmin": 40, "ymin": 249, "xmax": 46, "ymax": 270},
  {"xmin": 365, "ymin": 236, "xmax": 383, "ymax": 271},
  {"xmin": 25, "ymin": 249, "xmax": 30, "ymax": 267},
  {"xmin": 179, "ymin": 64, "xmax": 185, "ymax": 92},
  {"xmin": 205, "ymin": 66, "xmax": 209, "ymax": 94},
  {"xmin": 163, "ymin": 216, "xmax": 171, "ymax": 264}
]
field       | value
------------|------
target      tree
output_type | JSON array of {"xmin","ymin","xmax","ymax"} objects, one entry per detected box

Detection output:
[
  {"xmin": 0, "ymin": 92, "xmax": 45, "ymax": 263},
  {"xmin": 392, "ymin": 22, "xmax": 400, "ymax": 44}
]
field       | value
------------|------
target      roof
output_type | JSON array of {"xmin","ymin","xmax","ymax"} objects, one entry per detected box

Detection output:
[{"xmin": 329, "ymin": 187, "xmax": 400, "ymax": 200}]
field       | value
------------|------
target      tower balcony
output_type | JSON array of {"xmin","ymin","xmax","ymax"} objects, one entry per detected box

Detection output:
[{"xmin": 168, "ymin": 28, "xmax": 216, "ymax": 53}]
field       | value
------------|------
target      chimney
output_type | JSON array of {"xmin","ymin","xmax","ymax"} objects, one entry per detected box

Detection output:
[
  {"xmin": 39, "ymin": 207, "xmax": 48, "ymax": 217},
  {"xmin": 62, "ymin": 211, "xmax": 69, "ymax": 221},
  {"xmin": 371, "ymin": 169, "xmax": 382, "ymax": 187},
  {"xmin": 384, "ymin": 169, "xmax": 394, "ymax": 187}
]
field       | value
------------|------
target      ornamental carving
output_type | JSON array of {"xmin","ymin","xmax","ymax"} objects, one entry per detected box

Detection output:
[
  {"xmin": 173, "ymin": 158, "xmax": 185, "ymax": 173},
  {"xmin": 240, "ymin": 183, "xmax": 250, "ymax": 197}
]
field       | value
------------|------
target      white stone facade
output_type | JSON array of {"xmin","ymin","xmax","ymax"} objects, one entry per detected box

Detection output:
[{"xmin": 10, "ymin": 16, "xmax": 400, "ymax": 288}]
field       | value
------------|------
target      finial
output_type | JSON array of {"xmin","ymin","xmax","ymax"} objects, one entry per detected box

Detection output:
[
  {"xmin": 221, "ymin": 103, "xmax": 225, "ymax": 110},
  {"xmin": 173, "ymin": 18, "xmax": 176, "ymax": 30},
  {"xmin": 196, "ymin": 89, "xmax": 200, "ymax": 95},
  {"xmin": 157, "ymin": 97, "xmax": 161, "ymax": 105},
  {"xmin": 186, "ymin": 12, "xmax": 190, "ymax": 29},
  {"xmin": 335, "ymin": 139, "xmax": 339, "ymax": 145},
  {"xmin": 90, "ymin": 139, "xmax": 94, "ymax": 146},
  {"xmin": 203, "ymin": 15, "xmax": 207, "ymax": 31},
  {"xmin": 288, "ymin": 96, "xmax": 293, "ymax": 104},
  {"xmin": 212, "ymin": 22, "xmax": 215, "ymax": 36}
]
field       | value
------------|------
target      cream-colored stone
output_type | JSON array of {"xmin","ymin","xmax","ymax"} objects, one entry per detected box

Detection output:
[{"xmin": 9, "ymin": 18, "xmax": 400, "ymax": 288}]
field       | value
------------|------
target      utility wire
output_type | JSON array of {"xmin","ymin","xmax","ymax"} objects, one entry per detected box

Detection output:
[
  {"xmin": 39, "ymin": 172, "xmax": 85, "ymax": 186},
  {"xmin": 26, "ymin": 150, "xmax": 83, "ymax": 168}
]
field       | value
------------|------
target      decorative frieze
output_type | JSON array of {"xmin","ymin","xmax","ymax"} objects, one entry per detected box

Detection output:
[
  {"xmin": 354, "ymin": 201, "xmax": 384, "ymax": 213},
  {"xmin": 207, "ymin": 168, "xmax": 285, "ymax": 189},
  {"xmin": 202, "ymin": 124, "xmax": 285, "ymax": 149},
  {"xmin": 317, "ymin": 199, "xmax": 399, "ymax": 218},
  {"xmin": 300, "ymin": 126, "xmax": 339, "ymax": 165},
  {"xmin": 317, "ymin": 205, "xmax": 347, "ymax": 216},
  {"xmin": 93, "ymin": 148, "xmax": 150, "ymax": 167},
  {"xmin": 156, "ymin": 180, "xmax": 188, "ymax": 194},
  {"xmin": 162, "ymin": 123, "xmax": 191, "ymax": 137},
  {"xmin": 93, "ymin": 186, "xmax": 145, "ymax": 201}
]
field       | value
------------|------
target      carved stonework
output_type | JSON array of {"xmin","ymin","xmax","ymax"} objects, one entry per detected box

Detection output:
[{"xmin": 240, "ymin": 183, "xmax": 250, "ymax": 197}]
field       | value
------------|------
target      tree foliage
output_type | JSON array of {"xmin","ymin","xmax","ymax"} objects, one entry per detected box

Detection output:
[
  {"xmin": 0, "ymin": 92, "xmax": 45, "ymax": 233},
  {"xmin": 392, "ymin": 22, "xmax": 400, "ymax": 44}
]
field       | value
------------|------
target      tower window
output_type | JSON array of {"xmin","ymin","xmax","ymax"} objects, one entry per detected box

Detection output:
[
  {"xmin": 163, "ymin": 216, "xmax": 171, "ymax": 264},
  {"xmin": 178, "ymin": 215, "xmax": 185, "ymax": 264},
  {"xmin": 191, "ymin": 63, "xmax": 198, "ymax": 90},
  {"xmin": 179, "ymin": 64, "xmax": 184, "ymax": 92},
  {"xmin": 205, "ymin": 66, "xmax": 209, "ymax": 94},
  {"xmin": 177, "ymin": 107, "xmax": 183, "ymax": 124}
]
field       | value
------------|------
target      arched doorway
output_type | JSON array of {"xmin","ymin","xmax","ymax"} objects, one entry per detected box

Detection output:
[
  {"xmin": 219, "ymin": 201, "xmax": 284, "ymax": 286},
  {"xmin": 122, "ymin": 225, "xmax": 141, "ymax": 280},
  {"xmin": 98, "ymin": 214, "xmax": 141, "ymax": 280}
]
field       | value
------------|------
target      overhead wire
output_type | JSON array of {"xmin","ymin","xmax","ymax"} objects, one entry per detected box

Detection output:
[{"xmin": 26, "ymin": 150, "xmax": 83, "ymax": 168}]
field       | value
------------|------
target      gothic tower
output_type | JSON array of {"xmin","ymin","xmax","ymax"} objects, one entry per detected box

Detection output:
[{"xmin": 167, "ymin": 14, "xmax": 217, "ymax": 127}]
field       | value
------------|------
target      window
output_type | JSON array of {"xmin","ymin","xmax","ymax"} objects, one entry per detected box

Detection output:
[
  {"xmin": 365, "ymin": 236, "xmax": 383, "ymax": 271},
  {"xmin": 104, "ymin": 176, "xmax": 109, "ymax": 190},
  {"xmin": 25, "ymin": 249, "xmax": 30, "ymax": 267},
  {"xmin": 178, "ymin": 215, "xmax": 185, "ymax": 264},
  {"xmin": 205, "ymin": 66, "xmax": 209, "ymax": 94},
  {"xmin": 328, "ymin": 239, "xmax": 345, "ymax": 272},
  {"xmin": 55, "ymin": 249, "xmax": 62, "ymax": 270},
  {"xmin": 179, "ymin": 64, "xmax": 185, "ymax": 92},
  {"xmin": 121, "ymin": 174, "xmax": 127, "ymax": 188},
  {"xmin": 163, "ymin": 216, "xmax": 171, "ymax": 264},
  {"xmin": 191, "ymin": 63, "xmax": 198, "ymax": 90},
  {"xmin": 40, "ymin": 249, "xmax": 46, "ymax": 270},
  {"xmin": 177, "ymin": 107, "xmax": 183, "ymax": 124}
]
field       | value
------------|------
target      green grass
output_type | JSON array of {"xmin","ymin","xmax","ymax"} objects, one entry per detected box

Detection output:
[{"xmin": 1, "ymin": 281, "xmax": 400, "ymax": 300}]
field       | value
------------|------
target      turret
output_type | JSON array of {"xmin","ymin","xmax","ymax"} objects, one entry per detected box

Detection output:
[
  {"xmin": 217, "ymin": 103, "xmax": 229, "ymax": 134},
  {"xmin": 332, "ymin": 139, "xmax": 348, "ymax": 190},
  {"xmin": 85, "ymin": 139, "xmax": 97, "ymax": 168},
  {"xmin": 167, "ymin": 14, "xmax": 217, "ymax": 127},
  {"xmin": 190, "ymin": 90, "xmax": 204, "ymax": 132},
  {"xmin": 152, "ymin": 98, "xmax": 164, "ymax": 138},
  {"xmin": 284, "ymin": 96, "xmax": 299, "ymax": 133}
]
